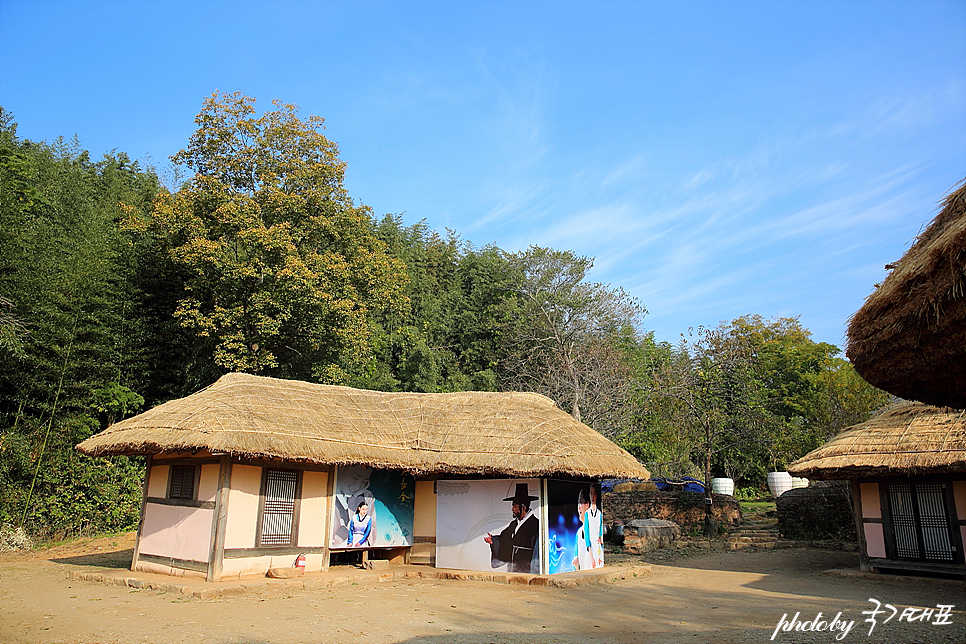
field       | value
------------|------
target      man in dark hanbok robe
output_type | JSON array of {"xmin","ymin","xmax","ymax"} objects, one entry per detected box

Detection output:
[{"xmin": 484, "ymin": 482, "xmax": 540, "ymax": 574}]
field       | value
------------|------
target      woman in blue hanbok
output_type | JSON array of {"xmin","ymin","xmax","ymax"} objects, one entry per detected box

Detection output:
[{"xmin": 347, "ymin": 500, "xmax": 372, "ymax": 547}]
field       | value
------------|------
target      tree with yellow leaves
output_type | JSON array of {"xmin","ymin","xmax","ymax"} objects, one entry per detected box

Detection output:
[{"xmin": 133, "ymin": 91, "xmax": 406, "ymax": 382}]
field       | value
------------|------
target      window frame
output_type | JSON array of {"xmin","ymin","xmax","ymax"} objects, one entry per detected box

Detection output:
[
  {"xmin": 255, "ymin": 467, "xmax": 303, "ymax": 548},
  {"xmin": 166, "ymin": 463, "xmax": 201, "ymax": 501}
]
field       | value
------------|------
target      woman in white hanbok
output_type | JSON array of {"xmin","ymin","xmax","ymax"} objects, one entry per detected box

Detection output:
[
  {"xmin": 585, "ymin": 484, "xmax": 604, "ymax": 568},
  {"xmin": 573, "ymin": 489, "xmax": 595, "ymax": 570}
]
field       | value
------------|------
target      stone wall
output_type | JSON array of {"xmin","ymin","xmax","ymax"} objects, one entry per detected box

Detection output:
[
  {"xmin": 776, "ymin": 481, "xmax": 856, "ymax": 541},
  {"xmin": 603, "ymin": 490, "xmax": 742, "ymax": 534}
]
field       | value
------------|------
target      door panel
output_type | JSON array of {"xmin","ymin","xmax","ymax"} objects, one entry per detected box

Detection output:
[{"xmin": 886, "ymin": 482, "xmax": 955, "ymax": 563}]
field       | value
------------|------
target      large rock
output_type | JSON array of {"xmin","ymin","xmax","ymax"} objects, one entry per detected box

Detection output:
[
  {"xmin": 621, "ymin": 519, "xmax": 681, "ymax": 554},
  {"xmin": 364, "ymin": 559, "xmax": 390, "ymax": 571},
  {"xmin": 266, "ymin": 567, "xmax": 303, "ymax": 579}
]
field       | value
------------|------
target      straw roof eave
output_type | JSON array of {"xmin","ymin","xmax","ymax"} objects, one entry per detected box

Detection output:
[
  {"xmin": 846, "ymin": 179, "xmax": 966, "ymax": 409},
  {"xmin": 788, "ymin": 402, "xmax": 966, "ymax": 480},
  {"xmin": 81, "ymin": 442, "xmax": 646, "ymax": 479},
  {"xmin": 76, "ymin": 373, "xmax": 650, "ymax": 480}
]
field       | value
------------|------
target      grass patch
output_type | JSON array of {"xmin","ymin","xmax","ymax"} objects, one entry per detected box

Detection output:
[{"xmin": 739, "ymin": 499, "xmax": 776, "ymax": 514}]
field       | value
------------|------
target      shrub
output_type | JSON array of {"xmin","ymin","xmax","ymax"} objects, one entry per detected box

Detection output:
[{"xmin": 0, "ymin": 523, "xmax": 33, "ymax": 552}]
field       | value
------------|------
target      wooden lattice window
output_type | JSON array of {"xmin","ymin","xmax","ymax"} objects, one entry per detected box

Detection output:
[
  {"xmin": 167, "ymin": 464, "xmax": 198, "ymax": 500},
  {"xmin": 257, "ymin": 469, "xmax": 301, "ymax": 547},
  {"xmin": 885, "ymin": 482, "xmax": 956, "ymax": 563}
]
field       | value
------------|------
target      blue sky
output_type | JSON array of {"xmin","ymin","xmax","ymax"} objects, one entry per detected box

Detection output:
[{"xmin": 2, "ymin": 0, "xmax": 964, "ymax": 350}]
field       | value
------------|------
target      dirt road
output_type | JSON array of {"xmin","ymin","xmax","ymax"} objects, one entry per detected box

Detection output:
[{"xmin": 1, "ymin": 533, "xmax": 962, "ymax": 644}]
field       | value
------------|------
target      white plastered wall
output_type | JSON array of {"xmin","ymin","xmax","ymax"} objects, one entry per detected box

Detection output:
[
  {"xmin": 138, "ymin": 503, "xmax": 213, "ymax": 563},
  {"xmin": 146, "ymin": 464, "xmax": 168, "ymax": 497},
  {"xmin": 198, "ymin": 464, "xmax": 219, "ymax": 502},
  {"xmin": 224, "ymin": 464, "xmax": 262, "ymax": 549},
  {"xmin": 297, "ymin": 470, "xmax": 328, "ymax": 547}
]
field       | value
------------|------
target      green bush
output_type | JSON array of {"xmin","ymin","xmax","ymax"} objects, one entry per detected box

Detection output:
[{"xmin": 733, "ymin": 485, "xmax": 766, "ymax": 500}]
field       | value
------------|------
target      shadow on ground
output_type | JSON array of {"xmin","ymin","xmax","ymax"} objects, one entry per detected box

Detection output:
[{"xmin": 50, "ymin": 547, "xmax": 133, "ymax": 569}]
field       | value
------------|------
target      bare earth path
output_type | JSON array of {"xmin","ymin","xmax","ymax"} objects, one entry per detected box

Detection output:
[{"xmin": 1, "ymin": 533, "xmax": 962, "ymax": 644}]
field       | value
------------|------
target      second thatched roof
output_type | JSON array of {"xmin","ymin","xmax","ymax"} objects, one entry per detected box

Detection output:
[
  {"xmin": 77, "ymin": 373, "xmax": 649, "ymax": 480},
  {"xmin": 846, "ymin": 179, "xmax": 966, "ymax": 409},
  {"xmin": 788, "ymin": 402, "xmax": 966, "ymax": 479}
]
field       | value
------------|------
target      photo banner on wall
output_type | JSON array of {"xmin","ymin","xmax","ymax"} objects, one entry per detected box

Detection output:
[
  {"xmin": 331, "ymin": 465, "xmax": 415, "ymax": 549},
  {"xmin": 436, "ymin": 479, "xmax": 542, "ymax": 574},
  {"xmin": 546, "ymin": 480, "xmax": 603, "ymax": 574}
]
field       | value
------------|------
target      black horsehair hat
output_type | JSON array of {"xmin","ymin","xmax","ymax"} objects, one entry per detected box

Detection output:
[{"xmin": 504, "ymin": 482, "xmax": 539, "ymax": 505}]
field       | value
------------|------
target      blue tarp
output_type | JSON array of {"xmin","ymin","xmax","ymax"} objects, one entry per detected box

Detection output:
[
  {"xmin": 602, "ymin": 477, "xmax": 706, "ymax": 493},
  {"xmin": 650, "ymin": 476, "xmax": 706, "ymax": 493}
]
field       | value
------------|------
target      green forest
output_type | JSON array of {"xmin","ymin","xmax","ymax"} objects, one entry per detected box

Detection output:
[{"xmin": 0, "ymin": 92, "xmax": 891, "ymax": 541}]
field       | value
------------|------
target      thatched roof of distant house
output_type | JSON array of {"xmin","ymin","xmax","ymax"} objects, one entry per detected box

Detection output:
[
  {"xmin": 77, "ymin": 373, "xmax": 649, "ymax": 479},
  {"xmin": 788, "ymin": 402, "xmax": 966, "ymax": 479},
  {"xmin": 846, "ymin": 179, "xmax": 966, "ymax": 409}
]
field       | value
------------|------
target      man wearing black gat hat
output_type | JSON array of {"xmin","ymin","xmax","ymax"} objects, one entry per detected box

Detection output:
[{"xmin": 484, "ymin": 482, "xmax": 540, "ymax": 574}]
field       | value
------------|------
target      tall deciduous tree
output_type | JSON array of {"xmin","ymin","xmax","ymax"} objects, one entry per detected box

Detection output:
[
  {"xmin": 132, "ymin": 92, "xmax": 407, "ymax": 383},
  {"xmin": 722, "ymin": 315, "xmax": 890, "ymax": 476},
  {"xmin": 502, "ymin": 246, "xmax": 645, "ymax": 435},
  {"xmin": 649, "ymin": 326, "xmax": 766, "ymax": 536}
]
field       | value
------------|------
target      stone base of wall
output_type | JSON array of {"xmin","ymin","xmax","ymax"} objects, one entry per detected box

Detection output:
[
  {"xmin": 603, "ymin": 490, "xmax": 742, "ymax": 535},
  {"xmin": 776, "ymin": 481, "xmax": 856, "ymax": 542}
]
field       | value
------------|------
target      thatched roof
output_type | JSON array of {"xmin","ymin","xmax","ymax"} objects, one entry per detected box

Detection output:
[
  {"xmin": 77, "ymin": 373, "xmax": 649, "ymax": 479},
  {"xmin": 846, "ymin": 179, "xmax": 966, "ymax": 409},
  {"xmin": 788, "ymin": 402, "xmax": 966, "ymax": 479}
]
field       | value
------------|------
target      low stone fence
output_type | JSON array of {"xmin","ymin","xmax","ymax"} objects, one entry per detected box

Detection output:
[
  {"xmin": 776, "ymin": 481, "xmax": 856, "ymax": 541},
  {"xmin": 603, "ymin": 490, "xmax": 742, "ymax": 535}
]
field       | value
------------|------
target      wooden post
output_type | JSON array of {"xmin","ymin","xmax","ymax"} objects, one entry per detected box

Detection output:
[
  {"xmin": 850, "ymin": 478, "xmax": 870, "ymax": 572},
  {"xmin": 207, "ymin": 455, "xmax": 232, "ymax": 582},
  {"xmin": 323, "ymin": 464, "xmax": 335, "ymax": 571},
  {"xmin": 540, "ymin": 478, "xmax": 549, "ymax": 575},
  {"xmin": 130, "ymin": 454, "xmax": 152, "ymax": 572}
]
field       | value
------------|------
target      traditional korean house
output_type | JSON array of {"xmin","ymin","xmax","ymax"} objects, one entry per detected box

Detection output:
[
  {"xmin": 789, "ymin": 179, "xmax": 966, "ymax": 579},
  {"xmin": 789, "ymin": 403, "xmax": 965, "ymax": 578},
  {"xmin": 77, "ymin": 372, "xmax": 648, "ymax": 581}
]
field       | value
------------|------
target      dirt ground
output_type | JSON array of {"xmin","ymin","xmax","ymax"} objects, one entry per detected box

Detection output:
[{"xmin": 1, "ymin": 533, "xmax": 963, "ymax": 644}]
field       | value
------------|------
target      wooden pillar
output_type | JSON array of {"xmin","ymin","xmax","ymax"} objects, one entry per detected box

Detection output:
[
  {"xmin": 130, "ymin": 454, "xmax": 152, "ymax": 572},
  {"xmin": 207, "ymin": 455, "xmax": 232, "ymax": 582},
  {"xmin": 850, "ymin": 478, "xmax": 870, "ymax": 572},
  {"xmin": 322, "ymin": 464, "xmax": 335, "ymax": 571},
  {"xmin": 540, "ymin": 478, "xmax": 549, "ymax": 575}
]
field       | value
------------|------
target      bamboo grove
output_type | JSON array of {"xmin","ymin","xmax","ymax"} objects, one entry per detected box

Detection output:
[{"xmin": 0, "ymin": 94, "xmax": 890, "ymax": 540}]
